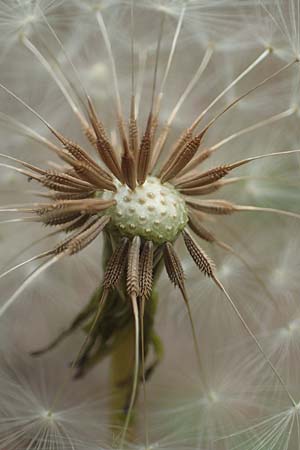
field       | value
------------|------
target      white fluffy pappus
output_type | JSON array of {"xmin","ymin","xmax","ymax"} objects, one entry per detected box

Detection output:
[
  {"xmin": 0, "ymin": 348, "xmax": 112, "ymax": 450},
  {"xmin": 0, "ymin": 0, "xmax": 74, "ymax": 51}
]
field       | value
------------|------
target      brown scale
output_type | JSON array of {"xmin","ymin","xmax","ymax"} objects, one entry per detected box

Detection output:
[
  {"xmin": 163, "ymin": 242, "xmax": 185, "ymax": 292},
  {"xmin": 42, "ymin": 212, "xmax": 82, "ymax": 227},
  {"xmin": 178, "ymin": 148, "xmax": 212, "ymax": 176},
  {"xmin": 150, "ymin": 114, "xmax": 159, "ymax": 140},
  {"xmin": 186, "ymin": 199, "xmax": 237, "ymax": 215},
  {"xmin": 158, "ymin": 127, "xmax": 194, "ymax": 179},
  {"xmin": 51, "ymin": 218, "xmax": 97, "ymax": 254},
  {"xmin": 95, "ymin": 136, "xmax": 124, "ymax": 183},
  {"xmin": 57, "ymin": 151, "xmax": 112, "ymax": 185},
  {"xmin": 129, "ymin": 116, "xmax": 139, "ymax": 157},
  {"xmin": 137, "ymin": 114, "xmax": 153, "ymax": 185},
  {"xmin": 179, "ymin": 181, "xmax": 223, "ymax": 196},
  {"xmin": 103, "ymin": 238, "xmax": 129, "ymax": 290},
  {"xmin": 47, "ymin": 191, "xmax": 96, "ymax": 201},
  {"xmin": 87, "ymin": 97, "xmax": 110, "ymax": 142},
  {"xmin": 121, "ymin": 143, "xmax": 137, "ymax": 191},
  {"xmin": 36, "ymin": 201, "xmax": 78, "ymax": 215},
  {"xmin": 87, "ymin": 100, "xmax": 124, "ymax": 183},
  {"xmin": 54, "ymin": 216, "xmax": 110, "ymax": 255},
  {"xmin": 127, "ymin": 236, "xmax": 141, "ymax": 297},
  {"xmin": 118, "ymin": 116, "xmax": 131, "ymax": 156},
  {"xmin": 53, "ymin": 132, "xmax": 114, "ymax": 185},
  {"xmin": 83, "ymin": 125, "xmax": 98, "ymax": 148},
  {"xmin": 182, "ymin": 230, "xmax": 215, "ymax": 278},
  {"xmin": 44, "ymin": 170, "xmax": 94, "ymax": 190},
  {"xmin": 60, "ymin": 215, "xmax": 91, "ymax": 233},
  {"xmin": 55, "ymin": 131, "xmax": 99, "ymax": 167},
  {"xmin": 36, "ymin": 199, "xmax": 115, "ymax": 218},
  {"xmin": 72, "ymin": 160, "xmax": 116, "ymax": 191},
  {"xmin": 39, "ymin": 178, "xmax": 85, "ymax": 193},
  {"xmin": 139, "ymin": 241, "xmax": 154, "ymax": 302},
  {"xmin": 161, "ymin": 132, "xmax": 205, "ymax": 184},
  {"xmin": 66, "ymin": 217, "xmax": 110, "ymax": 256},
  {"xmin": 187, "ymin": 211, "xmax": 216, "ymax": 243},
  {"xmin": 81, "ymin": 159, "xmax": 114, "ymax": 183},
  {"xmin": 175, "ymin": 165, "xmax": 231, "ymax": 189}
]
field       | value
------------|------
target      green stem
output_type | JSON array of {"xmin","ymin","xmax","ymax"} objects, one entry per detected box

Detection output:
[{"xmin": 110, "ymin": 324, "xmax": 137, "ymax": 437}]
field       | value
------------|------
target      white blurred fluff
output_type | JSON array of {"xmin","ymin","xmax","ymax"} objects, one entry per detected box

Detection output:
[
  {"xmin": 0, "ymin": 0, "xmax": 73, "ymax": 51},
  {"xmin": 0, "ymin": 349, "xmax": 111, "ymax": 450}
]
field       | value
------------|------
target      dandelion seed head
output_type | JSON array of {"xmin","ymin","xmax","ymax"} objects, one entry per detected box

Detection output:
[
  {"xmin": 1, "ymin": 0, "xmax": 300, "ymax": 448},
  {"xmin": 104, "ymin": 176, "xmax": 188, "ymax": 244}
]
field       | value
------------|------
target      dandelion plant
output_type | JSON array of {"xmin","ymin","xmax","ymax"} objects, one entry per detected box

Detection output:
[{"xmin": 0, "ymin": 1, "xmax": 300, "ymax": 449}]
